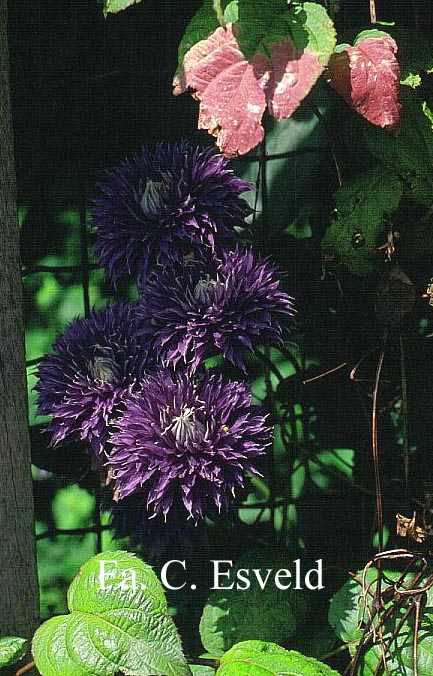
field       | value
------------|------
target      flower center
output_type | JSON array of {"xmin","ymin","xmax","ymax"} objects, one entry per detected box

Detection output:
[
  {"xmin": 88, "ymin": 356, "xmax": 119, "ymax": 384},
  {"xmin": 140, "ymin": 176, "xmax": 172, "ymax": 218},
  {"xmin": 193, "ymin": 276, "xmax": 218, "ymax": 304},
  {"xmin": 168, "ymin": 406, "xmax": 205, "ymax": 446}
]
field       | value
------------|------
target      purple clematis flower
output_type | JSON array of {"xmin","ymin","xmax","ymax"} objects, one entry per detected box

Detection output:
[
  {"xmin": 91, "ymin": 141, "xmax": 252, "ymax": 286},
  {"xmin": 136, "ymin": 247, "xmax": 295, "ymax": 371},
  {"xmin": 108, "ymin": 370, "xmax": 270, "ymax": 522},
  {"xmin": 35, "ymin": 301, "xmax": 150, "ymax": 455}
]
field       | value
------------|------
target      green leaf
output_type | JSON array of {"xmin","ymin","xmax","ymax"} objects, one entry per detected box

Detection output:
[
  {"xmin": 103, "ymin": 0, "xmax": 142, "ymax": 17},
  {"xmin": 199, "ymin": 550, "xmax": 309, "ymax": 656},
  {"xmin": 329, "ymin": 568, "xmax": 433, "ymax": 676},
  {"xmin": 32, "ymin": 551, "xmax": 191, "ymax": 676},
  {"xmin": 216, "ymin": 641, "xmax": 341, "ymax": 676},
  {"xmin": 235, "ymin": 0, "xmax": 289, "ymax": 59},
  {"xmin": 0, "ymin": 636, "xmax": 27, "ymax": 668},
  {"xmin": 191, "ymin": 668, "xmax": 215, "ymax": 676},
  {"xmin": 285, "ymin": 2, "xmax": 336, "ymax": 66},
  {"xmin": 364, "ymin": 90, "xmax": 433, "ymax": 206},
  {"xmin": 321, "ymin": 166, "xmax": 403, "ymax": 276}
]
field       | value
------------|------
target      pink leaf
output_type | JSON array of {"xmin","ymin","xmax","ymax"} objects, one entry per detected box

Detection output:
[
  {"xmin": 327, "ymin": 35, "xmax": 401, "ymax": 130},
  {"xmin": 173, "ymin": 25, "xmax": 271, "ymax": 158},
  {"xmin": 267, "ymin": 41, "xmax": 325, "ymax": 120}
]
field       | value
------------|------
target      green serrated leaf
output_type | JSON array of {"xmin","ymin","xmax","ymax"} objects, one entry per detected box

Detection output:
[
  {"xmin": 32, "ymin": 551, "xmax": 191, "ymax": 676},
  {"xmin": 0, "ymin": 636, "xmax": 27, "ymax": 668},
  {"xmin": 287, "ymin": 2, "xmax": 336, "ymax": 66},
  {"xmin": 235, "ymin": 0, "xmax": 288, "ymax": 59},
  {"xmin": 423, "ymin": 101, "xmax": 433, "ymax": 127},
  {"xmin": 216, "ymin": 641, "xmax": 341, "ymax": 676},
  {"xmin": 329, "ymin": 568, "xmax": 433, "ymax": 676},
  {"xmin": 321, "ymin": 166, "xmax": 403, "ymax": 276},
  {"xmin": 353, "ymin": 29, "xmax": 391, "ymax": 44},
  {"xmin": 199, "ymin": 550, "xmax": 309, "ymax": 656},
  {"xmin": 103, "ymin": 0, "xmax": 142, "ymax": 17},
  {"xmin": 402, "ymin": 73, "xmax": 422, "ymax": 88},
  {"xmin": 364, "ymin": 90, "xmax": 433, "ymax": 206}
]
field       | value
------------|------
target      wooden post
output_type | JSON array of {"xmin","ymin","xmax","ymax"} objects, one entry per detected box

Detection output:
[{"xmin": 0, "ymin": 0, "xmax": 39, "ymax": 638}]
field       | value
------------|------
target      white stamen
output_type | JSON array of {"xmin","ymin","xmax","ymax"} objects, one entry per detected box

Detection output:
[
  {"xmin": 141, "ymin": 180, "xmax": 163, "ymax": 216},
  {"xmin": 88, "ymin": 356, "xmax": 119, "ymax": 383},
  {"xmin": 164, "ymin": 406, "xmax": 205, "ymax": 446},
  {"xmin": 193, "ymin": 276, "xmax": 217, "ymax": 304}
]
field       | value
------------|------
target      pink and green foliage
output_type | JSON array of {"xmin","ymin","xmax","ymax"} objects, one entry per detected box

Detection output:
[{"xmin": 174, "ymin": 1, "xmax": 336, "ymax": 157}]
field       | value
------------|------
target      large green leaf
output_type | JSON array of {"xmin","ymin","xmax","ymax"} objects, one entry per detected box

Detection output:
[
  {"xmin": 329, "ymin": 568, "xmax": 433, "ymax": 676},
  {"xmin": 0, "ymin": 636, "xmax": 27, "ymax": 668},
  {"xmin": 216, "ymin": 641, "xmax": 341, "ymax": 676},
  {"xmin": 364, "ymin": 91, "xmax": 433, "ymax": 206},
  {"xmin": 102, "ymin": 0, "xmax": 142, "ymax": 17},
  {"xmin": 32, "ymin": 551, "xmax": 191, "ymax": 676},
  {"xmin": 321, "ymin": 166, "xmax": 403, "ymax": 276},
  {"xmin": 199, "ymin": 550, "xmax": 309, "ymax": 656}
]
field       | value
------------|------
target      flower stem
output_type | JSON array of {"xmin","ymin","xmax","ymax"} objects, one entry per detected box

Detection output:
[
  {"xmin": 187, "ymin": 656, "xmax": 220, "ymax": 668},
  {"xmin": 16, "ymin": 662, "xmax": 36, "ymax": 676},
  {"xmin": 213, "ymin": 0, "xmax": 226, "ymax": 27}
]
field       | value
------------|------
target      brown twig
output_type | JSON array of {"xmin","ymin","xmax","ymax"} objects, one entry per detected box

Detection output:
[
  {"xmin": 349, "ymin": 549, "xmax": 432, "ymax": 675},
  {"xmin": 372, "ymin": 342, "xmax": 386, "ymax": 554},
  {"xmin": 303, "ymin": 361, "xmax": 348, "ymax": 384},
  {"xmin": 370, "ymin": 0, "xmax": 377, "ymax": 24},
  {"xmin": 16, "ymin": 662, "xmax": 35, "ymax": 676}
]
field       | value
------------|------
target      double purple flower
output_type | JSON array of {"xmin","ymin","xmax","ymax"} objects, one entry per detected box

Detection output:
[
  {"xmin": 108, "ymin": 370, "xmax": 271, "ymax": 522},
  {"xmin": 92, "ymin": 141, "xmax": 252, "ymax": 286},
  {"xmin": 35, "ymin": 302, "xmax": 150, "ymax": 455},
  {"xmin": 136, "ymin": 247, "xmax": 295, "ymax": 371}
]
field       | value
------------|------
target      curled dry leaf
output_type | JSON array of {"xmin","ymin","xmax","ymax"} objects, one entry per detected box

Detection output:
[{"xmin": 326, "ymin": 32, "xmax": 402, "ymax": 130}]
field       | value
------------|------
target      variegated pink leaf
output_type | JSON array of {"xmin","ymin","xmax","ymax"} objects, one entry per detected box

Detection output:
[
  {"xmin": 174, "ymin": 25, "xmax": 271, "ymax": 158},
  {"xmin": 267, "ymin": 40, "xmax": 325, "ymax": 120},
  {"xmin": 327, "ymin": 34, "xmax": 401, "ymax": 130}
]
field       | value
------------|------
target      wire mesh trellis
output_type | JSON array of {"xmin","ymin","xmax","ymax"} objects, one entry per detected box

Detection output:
[{"xmin": 25, "ymin": 142, "xmax": 329, "ymax": 561}]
